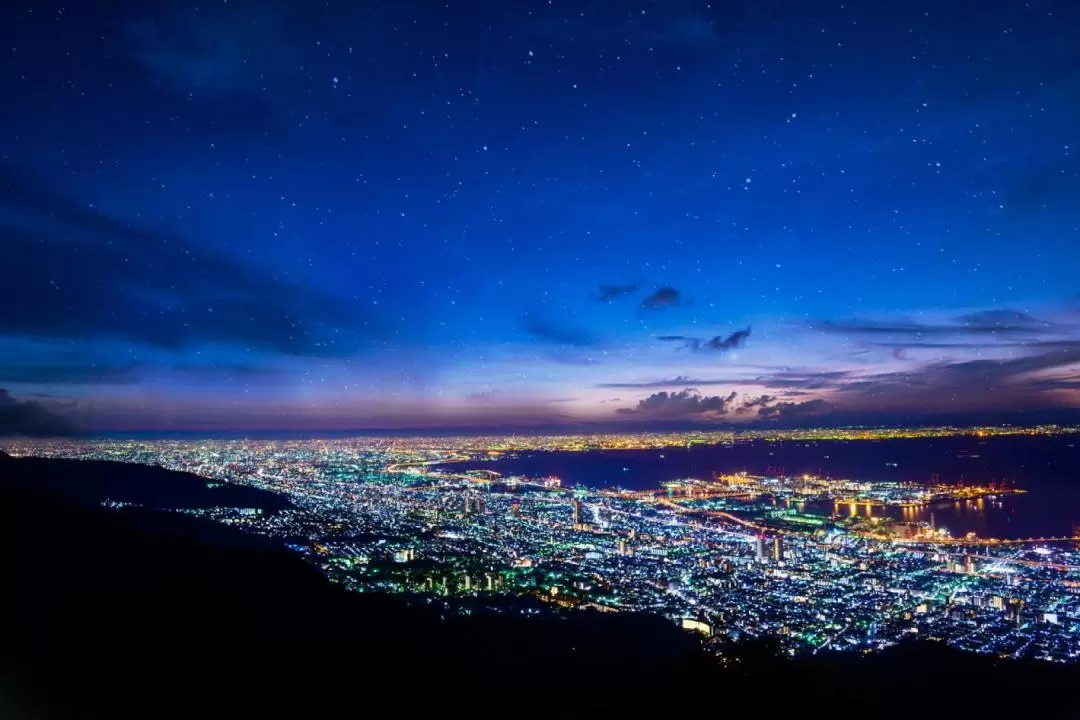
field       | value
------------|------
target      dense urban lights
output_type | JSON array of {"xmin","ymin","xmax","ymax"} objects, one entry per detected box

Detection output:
[{"xmin": 8, "ymin": 425, "xmax": 1080, "ymax": 663}]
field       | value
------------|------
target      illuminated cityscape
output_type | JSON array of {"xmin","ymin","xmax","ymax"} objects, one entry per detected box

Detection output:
[
  {"xmin": 3, "ymin": 0, "xmax": 1080, "ymax": 713},
  {"xmin": 8, "ymin": 426, "xmax": 1080, "ymax": 664}
]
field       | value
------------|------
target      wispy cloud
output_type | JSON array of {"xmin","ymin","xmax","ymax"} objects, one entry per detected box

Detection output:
[
  {"xmin": 656, "ymin": 327, "xmax": 751, "ymax": 353},
  {"xmin": 602, "ymin": 303, "xmax": 1080, "ymax": 427},
  {"xmin": 466, "ymin": 389, "xmax": 502, "ymax": 403},
  {"xmin": 835, "ymin": 344, "xmax": 1080, "ymax": 408},
  {"xmin": 755, "ymin": 370, "xmax": 853, "ymax": 390},
  {"xmin": 595, "ymin": 281, "xmax": 642, "ymax": 302},
  {"xmin": 814, "ymin": 311, "xmax": 1060, "ymax": 339},
  {"xmin": 0, "ymin": 363, "xmax": 140, "ymax": 386},
  {"xmin": 122, "ymin": 2, "xmax": 307, "ymax": 95},
  {"xmin": 0, "ymin": 389, "xmax": 78, "ymax": 436},
  {"xmin": 640, "ymin": 286, "xmax": 684, "ymax": 311},
  {"xmin": 598, "ymin": 375, "xmax": 734, "ymax": 389},
  {"xmin": 523, "ymin": 314, "xmax": 596, "ymax": 347},
  {"xmin": 0, "ymin": 165, "xmax": 385, "ymax": 356},
  {"xmin": 736, "ymin": 394, "xmax": 776, "ymax": 413}
]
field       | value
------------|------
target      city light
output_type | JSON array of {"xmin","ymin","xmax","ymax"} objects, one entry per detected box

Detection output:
[{"xmin": 7, "ymin": 424, "xmax": 1080, "ymax": 663}]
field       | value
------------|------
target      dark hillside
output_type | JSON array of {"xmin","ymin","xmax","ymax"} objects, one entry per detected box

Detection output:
[{"xmin": 0, "ymin": 451, "xmax": 1076, "ymax": 718}]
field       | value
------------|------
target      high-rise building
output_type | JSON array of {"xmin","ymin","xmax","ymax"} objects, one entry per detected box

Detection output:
[
  {"xmin": 773, "ymin": 536, "xmax": 784, "ymax": 563},
  {"xmin": 754, "ymin": 535, "xmax": 766, "ymax": 563},
  {"xmin": 571, "ymin": 497, "xmax": 582, "ymax": 527}
]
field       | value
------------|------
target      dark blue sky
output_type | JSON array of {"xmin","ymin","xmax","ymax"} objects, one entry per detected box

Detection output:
[{"xmin": 2, "ymin": 0, "xmax": 1079, "ymax": 432}]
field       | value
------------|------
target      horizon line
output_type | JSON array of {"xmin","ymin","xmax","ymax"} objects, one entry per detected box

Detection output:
[{"xmin": 5, "ymin": 420, "xmax": 1077, "ymax": 441}]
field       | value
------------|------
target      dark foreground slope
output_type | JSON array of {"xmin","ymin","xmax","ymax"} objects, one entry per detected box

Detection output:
[{"xmin": 1, "ymin": 450, "xmax": 1077, "ymax": 718}]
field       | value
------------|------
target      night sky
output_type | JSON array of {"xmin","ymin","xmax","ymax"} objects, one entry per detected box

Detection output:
[{"xmin": 2, "ymin": 0, "xmax": 1079, "ymax": 433}]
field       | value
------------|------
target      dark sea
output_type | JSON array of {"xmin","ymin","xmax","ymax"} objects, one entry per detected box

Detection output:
[{"xmin": 446, "ymin": 436, "xmax": 1080, "ymax": 540}]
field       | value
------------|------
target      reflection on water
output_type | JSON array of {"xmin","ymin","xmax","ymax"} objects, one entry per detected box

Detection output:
[
  {"xmin": 452, "ymin": 438, "xmax": 1080, "ymax": 540},
  {"xmin": 786, "ymin": 494, "xmax": 1080, "ymax": 540}
]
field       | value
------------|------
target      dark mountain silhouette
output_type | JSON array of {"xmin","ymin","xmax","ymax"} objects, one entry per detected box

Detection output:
[
  {"xmin": 0, "ymin": 451, "xmax": 289, "ymax": 511},
  {"xmin": 0, "ymin": 450, "xmax": 1076, "ymax": 717}
]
